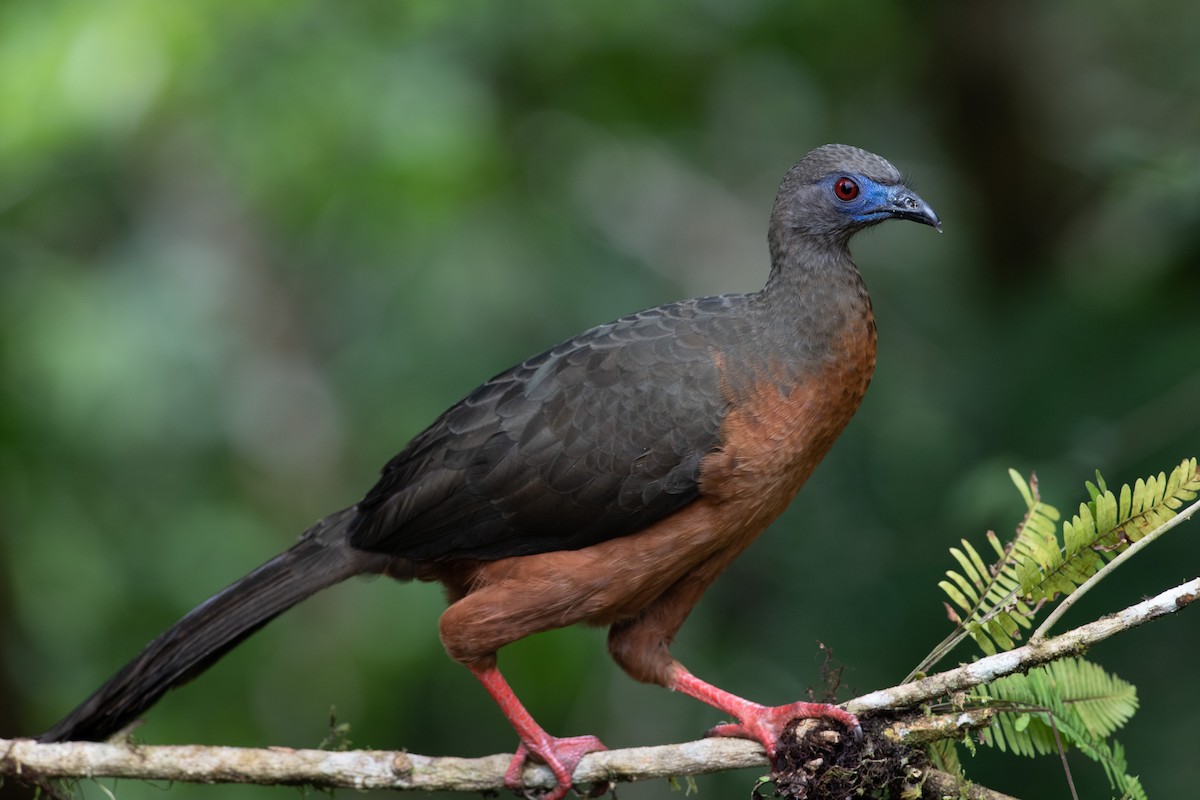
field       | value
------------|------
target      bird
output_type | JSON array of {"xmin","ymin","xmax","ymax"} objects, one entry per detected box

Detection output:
[{"xmin": 37, "ymin": 144, "xmax": 940, "ymax": 799}]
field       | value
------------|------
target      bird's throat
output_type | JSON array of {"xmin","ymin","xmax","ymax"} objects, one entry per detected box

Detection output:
[{"xmin": 750, "ymin": 248, "xmax": 876, "ymax": 392}]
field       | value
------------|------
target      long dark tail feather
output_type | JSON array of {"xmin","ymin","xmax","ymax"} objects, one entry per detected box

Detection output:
[{"xmin": 39, "ymin": 509, "xmax": 392, "ymax": 743}]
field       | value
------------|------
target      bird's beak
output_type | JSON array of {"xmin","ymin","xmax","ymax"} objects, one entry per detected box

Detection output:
[{"xmin": 886, "ymin": 187, "xmax": 942, "ymax": 232}]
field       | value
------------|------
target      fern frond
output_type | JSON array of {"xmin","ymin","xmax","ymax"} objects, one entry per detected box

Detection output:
[
  {"xmin": 915, "ymin": 458, "xmax": 1200, "ymax": 676},
  {"xmin": 973, "ymin": 658, "xmax": 1143, "ymax": 798},
  {"xmin": 909, "ymin": 471, "xmax": 1056, "ymax": 676},
  {"xmin": 979, "ymin": 658, "xmax": 1138, "ymax": 741}
]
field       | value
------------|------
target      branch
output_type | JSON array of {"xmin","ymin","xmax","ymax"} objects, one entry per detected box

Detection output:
[
  {"xmin": 5, "ymin": 577, "xmax": 1194, "ymax": 796},
  {"xmin": 0, "ymin": 714, "xmax": 993, "ymax": 795},
  {"xmin": 922, "ymin": 768, "xmax": 1021, "ymax": 800}
]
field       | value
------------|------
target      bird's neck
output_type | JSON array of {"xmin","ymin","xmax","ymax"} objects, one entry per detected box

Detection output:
[{"xmin": 752, "ymin": 237, "xmax": 877, "ymax": 375}]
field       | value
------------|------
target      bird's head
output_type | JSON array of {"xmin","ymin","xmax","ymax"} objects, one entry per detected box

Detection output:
[{"xmin": 771, "ymin": 144, "xmax": 941, "ymax": 251}]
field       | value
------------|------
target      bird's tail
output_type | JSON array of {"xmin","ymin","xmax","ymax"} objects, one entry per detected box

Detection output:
[{"xmin": 39, "ymin": 508, "xmax": 392, "ymax": 743}]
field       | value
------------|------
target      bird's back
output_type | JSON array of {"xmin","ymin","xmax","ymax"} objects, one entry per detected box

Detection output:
[
  {"xmin": 348, "ymin": 294, "xmax": 745, "ymax": 561},
  {"xmin": 348, "ymin": 269, "xmax": 875, "ymax": 565}
]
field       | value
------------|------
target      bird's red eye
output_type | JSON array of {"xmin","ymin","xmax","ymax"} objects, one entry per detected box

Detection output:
[{"xmin": 834, "ymin": 177, "xmax": 859, "ymax": 201}]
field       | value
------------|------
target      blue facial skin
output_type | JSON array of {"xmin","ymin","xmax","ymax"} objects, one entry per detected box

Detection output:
[{"xmin": 823, "ymin": 174, "xmax": 942, "ymax": 232}]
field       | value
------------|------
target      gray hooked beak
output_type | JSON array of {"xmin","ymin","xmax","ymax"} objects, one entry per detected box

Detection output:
[{"xmin": 887, "ymin": 187, "xmax": 942, "ymax": 232}]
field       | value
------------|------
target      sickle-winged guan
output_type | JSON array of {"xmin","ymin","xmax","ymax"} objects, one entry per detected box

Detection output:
[{"xmin": 39, "ymin": 144, "xmax": 940, "ymax": 799}]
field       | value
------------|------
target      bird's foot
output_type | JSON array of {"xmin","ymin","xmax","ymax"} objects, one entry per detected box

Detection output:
[
  {"xmin": 668, "ymin": 667, "xmax": 860, "ymax": 760},
  {"xmin": 706, "ymin": 701, "xmax": 861, "ymax": 759},
  {"xmin": 505, "ymin": 733, "xmax": 608, "ymax": 800}
]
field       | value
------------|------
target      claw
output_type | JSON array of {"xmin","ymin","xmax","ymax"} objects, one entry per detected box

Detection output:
[
  {"xmin": 505, "ymin": 733, "xmax": 608, "ymax": 800},
  {"xmin": 706, "ymin": 701, "xmax": 860, "ymax": 759},
  {"xmin": 668, "ymin": 665, "xmax": 859, "ymax": 761}
]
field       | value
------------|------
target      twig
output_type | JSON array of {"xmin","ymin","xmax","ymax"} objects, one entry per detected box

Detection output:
[
  {"xmin": 878, "ymin": 707, "xmax": 996, "ymax": 746},
  {"xmin": 849, "ymin": 575, "xmax": 1199, "ymax": 715}
]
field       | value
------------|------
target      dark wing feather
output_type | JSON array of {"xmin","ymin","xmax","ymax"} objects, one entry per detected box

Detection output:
[{"xmin": 348, "ymin": 297, "xmax": 741, "ymax": 561}]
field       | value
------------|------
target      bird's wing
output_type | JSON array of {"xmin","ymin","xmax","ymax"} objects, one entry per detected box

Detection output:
[{"xmin": 348, "ymin": 296, "xmax": 742, "ymax": 561}]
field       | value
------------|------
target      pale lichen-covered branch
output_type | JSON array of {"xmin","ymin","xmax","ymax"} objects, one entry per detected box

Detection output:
[{"xmin": 4, "ymin": 576, "xmax": 1194, "ymax": 796}]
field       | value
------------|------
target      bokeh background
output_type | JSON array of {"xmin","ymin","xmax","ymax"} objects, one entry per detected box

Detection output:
[{"xmin": 2, "ymin": 2, "xmax": 1199, "ymax": 798}]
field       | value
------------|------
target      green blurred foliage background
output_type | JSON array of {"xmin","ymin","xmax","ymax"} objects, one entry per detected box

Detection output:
[{"xmin": 2, "ymin": 2, "xmax": 1198, "ymax": 798}]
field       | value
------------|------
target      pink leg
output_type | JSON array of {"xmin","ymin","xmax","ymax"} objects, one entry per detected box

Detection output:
[
  {"xmin": 470, "ymin": 663, "xmax": 607, "ymax": 799},
  {"xmin": 669, "ymin": 667, "xmax": 860, "ymax": 759}
]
